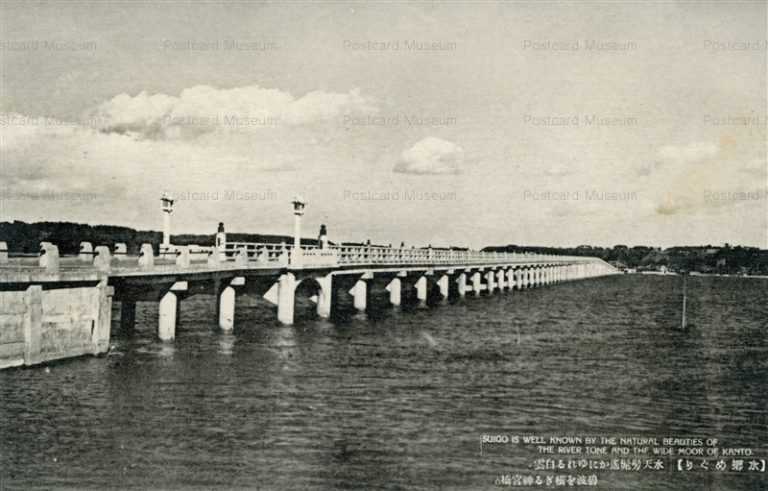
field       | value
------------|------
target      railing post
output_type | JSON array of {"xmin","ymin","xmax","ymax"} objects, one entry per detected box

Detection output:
[
  {"xmin": 39, "ymin": 242, "xmax": 59, "ymax": 273},
  {"xmin": 235, "ymin": 247, "xmax": 249, "ymax": 267},
  {"xmin": 139, "ymin": 243, "xmax": 154, "ymax": 269},
  {"xmin": 94, "ymin": 246, "xmax": 112, "ymax": 272},
  {"xmin": 114, "ymin": 243, "xmax": 128, "ymax": 261},
  {"xmin": 79, "ymin": 242, "xmax": 93, "ymax": 263},
  {"xmin": 175, "ymin": 246, "xmax": 190, "ymax": 268}
]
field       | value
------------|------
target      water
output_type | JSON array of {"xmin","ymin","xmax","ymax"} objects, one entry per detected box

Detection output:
[{"xmin": 1, "ymin": 275, "xmax": 766, "ymax": 490}]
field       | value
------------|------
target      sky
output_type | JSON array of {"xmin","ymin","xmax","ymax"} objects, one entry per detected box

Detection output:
[{"xmin": 0, "ymin": 1, "xmax": 766, "ymax": 249}]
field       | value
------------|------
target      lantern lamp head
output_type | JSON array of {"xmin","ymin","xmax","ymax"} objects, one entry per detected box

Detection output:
[
  {"xmin": 291, "ymin": 195, "xmax": 306, "ymax": 216},
  {"xmin": 161, "ymin": 192, "xmax": 174, "ymax": 212}
]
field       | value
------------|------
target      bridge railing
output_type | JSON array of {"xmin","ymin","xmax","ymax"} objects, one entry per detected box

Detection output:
[
  {"xmin": 0, "ymin": 238, "xmax": 603, "ymax": 275},
  {"xmin": 220, "ymin": 241, "xmax": 594, "ymax": 268},
  {"xmin": 330, "ymin": 246, "xmax": 577, "ymax": 266}
]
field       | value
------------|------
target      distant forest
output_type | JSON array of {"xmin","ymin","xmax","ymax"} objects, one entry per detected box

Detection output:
[
  {"xmin": 2, "ymin": 221, "xmax": 766, "ymax": 275},
  {"xmin": 0, "ymin": 220, "xmax": 320, "ymax": 255},
  {"xmin": 482, "ymin": 244, "xmax": 768, "ymax": 275}
]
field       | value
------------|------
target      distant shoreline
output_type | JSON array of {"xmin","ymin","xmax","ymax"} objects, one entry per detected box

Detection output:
[{"xmin": 634, "ymin": 271, "xmax": 768, "ymax": 279}]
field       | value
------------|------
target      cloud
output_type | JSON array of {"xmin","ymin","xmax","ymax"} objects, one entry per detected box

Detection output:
[
  {"xmin": 393, "ymin": 137, "xmax": 464, "ymax": 175},
  {"xmin": 646, "ymin": 141, "xmax": 766, "ymax": 216},
  {"xmin": 88, "ymin": 84, "xmax": 377, "ymax": 140},
  {"xmin": 657, "ymin": 141, "xmax": 719, "ymax": 165}
]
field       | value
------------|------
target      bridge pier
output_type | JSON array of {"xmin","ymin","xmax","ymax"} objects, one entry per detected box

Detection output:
[
  {"xmin": 496, "ymin": 268, "xmax": 506, "ymax": 291},
  {"xmin": 472, "ymin": 271, "xmax": 482, "ymax": 297},
  {"xmin": 437, "ymin": 274, "xmax": 449, "ymax": 300},
  {"xmin": 415, "ymin": 276, "xmax": 428, "ymax": 305},
  {"xmin": 456, "ymin": 272, "xmax": 467, "ymax": 297},
  {"xmin": 386, "ymin": 277, "xmax": 402, "ymax": 307},
  {"xmin": 485, "ymin": 270, "xmax": 496, "ymax": 294},
  {"xmin": 277, "ymin": 273, "xmax": 297, "ymax": 325},
  {"xmin": 218, "ymin": 276, "xmax": 245, "ymax": 331},
  {"xmin": 316, "ymin": 274, "xmax": 333, "ymax": 318},
  {"xmin": 158, "ymin": 281, "xmax": 187, "ymax": 341},
  {"xmin": 351, "ymin": 279, "xmax": 368, "ymax": 312}
]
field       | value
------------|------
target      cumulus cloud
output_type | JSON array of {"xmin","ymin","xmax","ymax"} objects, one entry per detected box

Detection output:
[
  {"xmin": 88, "ymin": 84, "xmax": 377, "ymax": 140},
  {"xmin": 393, "ymin": 137, "xmax": 464, "ymax": 175}
]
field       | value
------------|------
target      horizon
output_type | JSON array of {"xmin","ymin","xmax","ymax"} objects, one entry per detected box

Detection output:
[
  {"xmin": 3, "ymin": 218, "xmax": 764, "ymax": 252},
  {"xmin": 1, "ymin": 2, "xmax": 766, "ymax": 248}
]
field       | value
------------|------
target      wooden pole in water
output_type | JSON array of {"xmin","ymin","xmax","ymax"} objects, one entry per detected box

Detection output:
[{"xmin": 681, "ymin": 273, "xmax": 687, "ymax": 329}]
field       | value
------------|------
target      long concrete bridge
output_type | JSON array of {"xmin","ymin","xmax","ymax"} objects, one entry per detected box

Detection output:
[{"xmin": 0, "ymin": 195, "xmax": 618, "ymax": 369}]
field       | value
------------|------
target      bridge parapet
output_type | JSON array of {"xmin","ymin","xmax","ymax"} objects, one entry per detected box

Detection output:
[{"xmin": 0, "ymin": 238, "xmax": 616, "ymax": 277}]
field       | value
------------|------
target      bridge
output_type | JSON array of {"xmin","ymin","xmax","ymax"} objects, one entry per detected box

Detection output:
[{"xmin": 0, "ymin": 195, "xmax": 618, "ymax": 369}]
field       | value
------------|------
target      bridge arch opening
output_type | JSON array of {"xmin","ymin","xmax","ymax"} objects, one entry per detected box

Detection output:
[{"xmin": 293, "ymin": 276, "xmax": 328, "ymax": 322}]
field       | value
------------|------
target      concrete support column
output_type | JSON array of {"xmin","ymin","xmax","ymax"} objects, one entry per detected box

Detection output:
[
  {"xmin": 158, "ymin": 291, "xmax": 178, "ymax": 341},
  {"xmin": 120, "ymin": 301, "xmax": 136, "ymax": 331},
  {"xmin": 415, "ymin": 276, "xmax": 428, "ymax": 305},
  {"xmin": 506, "ymin": 269, "xmax": 515, "ymax": 290},
  {"xmin": 218, "ymin": 277, "xmax": 244, "ymax": 330},
  {"xmin": 496, "ymin": 269, "xmax": 506, "ymax": 290},
  {"xmin": 277, "ymin": 273, "xmax": 297, "ymax": 325},
  {"xmin": 218, "ymin": 286, "xmax": 236, "ymax": 330},
  {"xmin": 457, "ymin": 273, "xmax": 467, "ymax": 298},
  {"xmin": 386, "ymin": 277, "xmax": 402, "ymax": 307},
  {"xmin": 486, "ymin": 270, "xmax": 496, "ymax": 294},
  {"xmin": 316, "ymin": 274, "xmax": 333, "ymax": 318},
  {"xmin": 352, "ymin": 279, "xmax": 367, "ymax": 312},
  {"xmin": 437, "ymin": 274, "xmax": 449, "ymax": 299},
  {"xmin": 472, "ymin": 271, "xmax": 482, "ymax": 297}
]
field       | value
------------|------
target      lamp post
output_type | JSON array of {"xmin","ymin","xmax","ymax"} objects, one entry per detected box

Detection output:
[
  {"xmin": 161, "ymin": 192, "xmax": 174, "ymax": 250},
  {"xmin": 291, "ymin": 195, "xmax": 306, "ymax": 250}
]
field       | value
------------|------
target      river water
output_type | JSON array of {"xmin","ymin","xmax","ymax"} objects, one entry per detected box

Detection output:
[{"xmin": 1, "ymin": 275, "xmax": 766, "ymax": 490}]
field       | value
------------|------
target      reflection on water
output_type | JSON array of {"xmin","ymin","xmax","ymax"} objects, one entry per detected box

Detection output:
[{"xmin": 0, "ymin": 275, "xmax": 766, "ymax": 489}]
